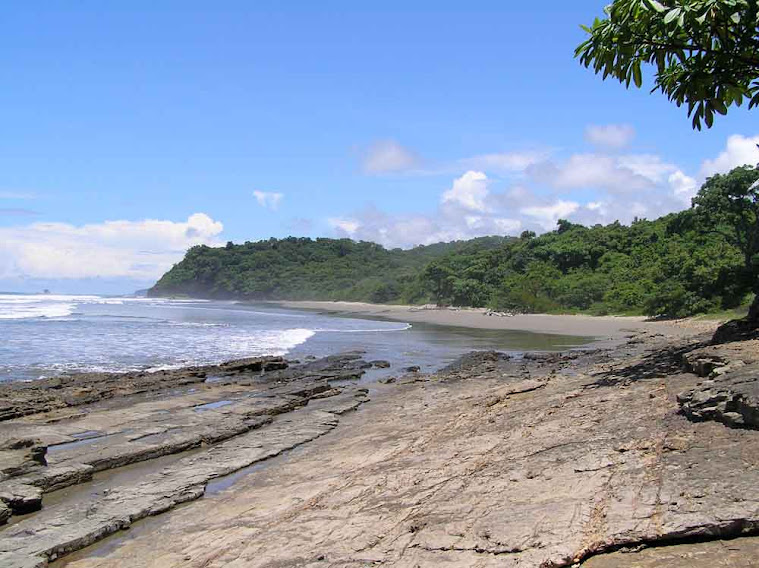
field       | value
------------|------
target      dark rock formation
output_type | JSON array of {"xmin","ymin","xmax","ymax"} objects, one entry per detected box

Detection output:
[
  {"xmin": 0, "ymin": 356, "xmax": 290, "ymax": 422},
  {"xmin": 441, "ymin": 350, "xmax": 512, "ymax": 373},
  {"xmin": 0, "ymin": 352, "xmax": 374, "ymax": 535},
  {"xmin": 712, "ymin": 316, "xmax": 759, "ymax": 344},
  {"xmin": 678, "ymin": 362, "xmax": 759, "ymax": 429}
]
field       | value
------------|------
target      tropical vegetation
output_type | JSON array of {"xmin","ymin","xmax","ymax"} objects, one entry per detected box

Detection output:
[{"xmin": 150, "ymin": 167, "xmax": 757, "ymax": 318}]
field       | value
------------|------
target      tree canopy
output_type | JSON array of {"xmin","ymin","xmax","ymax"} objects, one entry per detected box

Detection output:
[
  {"xmin": 575, "ymin": 0, "xmax": 759, "ymax": 129},
  {"xmin": 692, "ymin": 165, "xmax": 759, "ymax": 317},
  {"xmin": 150, "ymin": 182, "xmax": 756, "ymax": 319}
]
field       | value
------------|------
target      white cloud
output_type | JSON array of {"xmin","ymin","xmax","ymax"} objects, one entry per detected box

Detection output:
[
  {"xmin": 585, "ymin": 124, "xmax": 636, "ymax": 150},
  {"xmin": 521, "ymin": 200, "xmax": 580, "ymax": 231},
  {"xmin": 529, "ymin": 154, "xmax": 653, "ymax": 192},
  {"xmin": 700, "ymin": 134, "xmax": 759, "ymax": 178},
  {"xmin": 361, "ymin": 140, "xmax": 421, "ymax": 174},
  {"xmin": 328, "ymin": 217, "xmax": 361, "ymax": 236},
  {"xmin": 617, "ymin": 154, "xmax": 677, "ymax": 184},
  {"xmin": 668, "ymin": 170, "xmax": 698, "ymax": 205},
  {"xmin": 441, "ymin": 171, "xmax": 490, "ymax": 212},
  {"xmin": 0, "ymin": 213, "xmax": 223, "ymax": 280},
  {"xmin": 330, "ymin": 132, "xmax": 759, "ymax": 248},
  {"xmin": 460, "ymin": 150, "xmax": 549, "ymax": 173},
  {"xmin": 530, "ymin": 153, "xmax": 678, "ymax": 193},
  {"xmin": 253, "ymin": 190, "xmax": 284, "ymax": 210},
  {"xmin": 493, "ymin": 218, "xmax": 522, "ymax": 234}
]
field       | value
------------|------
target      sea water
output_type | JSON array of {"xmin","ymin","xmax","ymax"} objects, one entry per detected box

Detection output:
[{"xmin": 0, "ymin": 294, "xmax": 590, "ymax": 383}]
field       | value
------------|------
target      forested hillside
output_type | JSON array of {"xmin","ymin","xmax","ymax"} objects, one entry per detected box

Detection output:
[
  {"xmin": 149, "ymin": 211, "xmax": 750, "ymax": 318},
  {"xmin": 151, "ymin": 167, "xmax": 759, "ymax": 318},
  {"xmin": 149, "ymin": 236, "xmax": 509, "ymax": 304},
  {"xmin": 421, "ymin": 215, "xmax": 746, "ymax": 317}
]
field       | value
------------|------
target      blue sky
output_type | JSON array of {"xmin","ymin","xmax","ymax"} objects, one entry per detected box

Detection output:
[{"xmin": 1, "ymin": 1, "xmax": 758, "ymax": 293}]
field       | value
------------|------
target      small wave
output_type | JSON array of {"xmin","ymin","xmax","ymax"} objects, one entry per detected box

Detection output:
[
  {"xmin": 311, "ymin": 324, "xmax": 412, "ymax": 333},
  {"xmin": 143, "ymin": 362, "xmax": 193, "ymax": 373},
  {"xmin": 84, "ymin": 314, "xmax": 160, "ymax": 321},
  {"xmin": 220, "ymin": 328, "xmax": 316, "ymax": 357},
  {"xmin": 167, "ymin": 322, "xmax": 230, "ymax": 328},
  {"xmin": 0, "ymin": 303, "xmax": 75, "ymax": 319}
]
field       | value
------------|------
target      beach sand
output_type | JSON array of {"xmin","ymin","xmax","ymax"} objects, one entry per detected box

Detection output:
[{"xmin": 275, "ymin": 300, "xmax": 698, "ymax": 343}]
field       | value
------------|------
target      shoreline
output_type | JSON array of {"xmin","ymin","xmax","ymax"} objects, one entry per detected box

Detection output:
[
  {"xmin": 22, "ymin": 324, "xmax": 757, "ymax": 568},
  {"xmin": 273, "ymin": 300, "xmax": 704, "ymax": 344}
]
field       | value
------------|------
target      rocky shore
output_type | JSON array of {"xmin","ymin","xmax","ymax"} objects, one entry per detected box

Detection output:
[
  {"xmin": 0, "ymin": 325, "xmax": 758, "ymax": 567},
  {"xmin": 0, "ymin": 353, "xmax": 379, "ymax": 567}
]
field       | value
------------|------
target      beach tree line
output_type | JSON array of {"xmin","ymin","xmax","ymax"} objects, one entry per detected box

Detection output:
[
  {"xmin": 576, "ymin": 0, "xmax": 759, "ymax": 328},
  {"xmin": 150, "ymin": 165, "xmax": 758, "ymax": 319}
]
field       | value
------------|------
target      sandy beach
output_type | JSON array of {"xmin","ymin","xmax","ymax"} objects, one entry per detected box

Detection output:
[{"xmin": 275, "ymin": 301, "xmax": 689, "ymax": 343}]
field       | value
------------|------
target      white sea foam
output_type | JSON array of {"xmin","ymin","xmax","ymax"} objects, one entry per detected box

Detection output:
[
  {"xmin": 0, "ymin": 294, "xmax": 199, "ymax": 320},
  {"xmin": 311, "ymin": 324, "xmax": 412, "ymax": 333},
  {"xmin": 167, "ymin": 321, "xmax": 230, "ymax": 328},
  {"xmin": 0, "ymin": 295, "xmax": 81, "ymax": 319},
  {"xmin": 0, "ymin": 295, "xmax": 411, "ymax": 382},
  {"xmin": 222, "ymin": 328, "xmax": 316, "ymax": 357}
]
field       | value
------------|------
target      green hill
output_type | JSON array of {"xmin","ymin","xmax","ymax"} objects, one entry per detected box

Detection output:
[
  {"xmin": 149, "ymin": 236, "xmax": 509, "ymax": 304},
  {"xmin": 149, "ymin": 210, "xmax": 752, "ymax": 318}
]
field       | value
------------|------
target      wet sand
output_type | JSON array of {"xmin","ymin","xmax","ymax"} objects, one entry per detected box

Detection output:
[{"xmin": 276, "ymin": 301, "xmax": 682, "ymax": 343}]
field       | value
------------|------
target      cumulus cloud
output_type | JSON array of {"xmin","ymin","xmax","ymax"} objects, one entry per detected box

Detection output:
[
  {"xmin": 617, "ymin": 154, "xmax": 678, "ymax": 184},
  {"xmin": 521, "ymin": 200, "xmax": 580, "ymax": 231},
  {"xmin": 441, "ymin": 171, "xmax": 490, "ymax": 212},
  {"xmin": 253, "ymin": 190, "xmax": 284, "ymax": 210},
  {"xmin": 327, "ymin": 208, "xmax": 513, "ymax": 249},
  {"xmin": 328, "ymin": 217, "xmax": 361, "ymax": 237},
  {"xmin": 668, "ymin": 170, "xmax": 699, "ymax": 206},
  {"xmin": 529, "ymin": 153, "xmax": 665, "ymax": 192},
  {"xmin": 361, "ymin": 140, "xmax": 421, "ymax": 174},
  {"xmin": 0, "ymin": 213, "xmax": 223, "ymax": 280},
  {"xmin": 327, "ymin": 133, "xmax": 759, "ymax": 248},
  {"xmin": 584, "ymin": 124, "xmax": 636, "ymax": 150},
  {"xmin": 700, "ymin": 134, "xmax": 759, "ymax": 178}
]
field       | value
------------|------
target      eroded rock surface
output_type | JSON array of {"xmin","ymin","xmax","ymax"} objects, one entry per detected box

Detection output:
[
  {"xmin": 0, "ymin": 352, "xmax": 375, "ymax": 567},
  {"xmin": 46, "ymin": 332, "xmax": 759, "ymax": 568},
  {"xmin": 583, "ymin": 536, "xmax": 759, "ymax": 567},
  {"xmin": 0, "ymin": 392, "xmax": 367, "ymax": 568},
  {"xmin": 678, "ymin": 362, "xmax": 759, "ymax": 428}
]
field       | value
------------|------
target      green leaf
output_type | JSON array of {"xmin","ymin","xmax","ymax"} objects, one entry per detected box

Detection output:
[
  {"xmin": 712, "ymin": 98, "xmax": 727, "ymax": 115},
  {"xmin": 633, "ymin": 62, "xmax": 643, "ymax": 87},
  {"xmin": 704, "ymin": 106, "xmax": 714, "ymax": 128},
  {"xmin": 692, "ymin": 113, "xmax": 702, "ymax": 130},
  {"xmin": 664, "ymin": 7, "xmax": 681, "ymax": 24},
  {"xmin": 647, "ymin": 0, "xmax": 667, "ymax": 13},
  {"xmin": 731, "ymin": 12, "xmax": 741, "ymax": 24}
]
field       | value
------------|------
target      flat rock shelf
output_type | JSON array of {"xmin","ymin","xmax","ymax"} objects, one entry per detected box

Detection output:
[
  {"xmin": 1, "ymin": 329, "xmax": 758, "ymax": 567},
  {"xmin": 0, "ymin": 353, "xmax": 373, "ymax": 568}
]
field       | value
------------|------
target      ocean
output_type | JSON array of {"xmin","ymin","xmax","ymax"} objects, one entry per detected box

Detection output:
[{"xmin": 0, "ymin": 294, "xmax": 590, "ymax": 383}]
